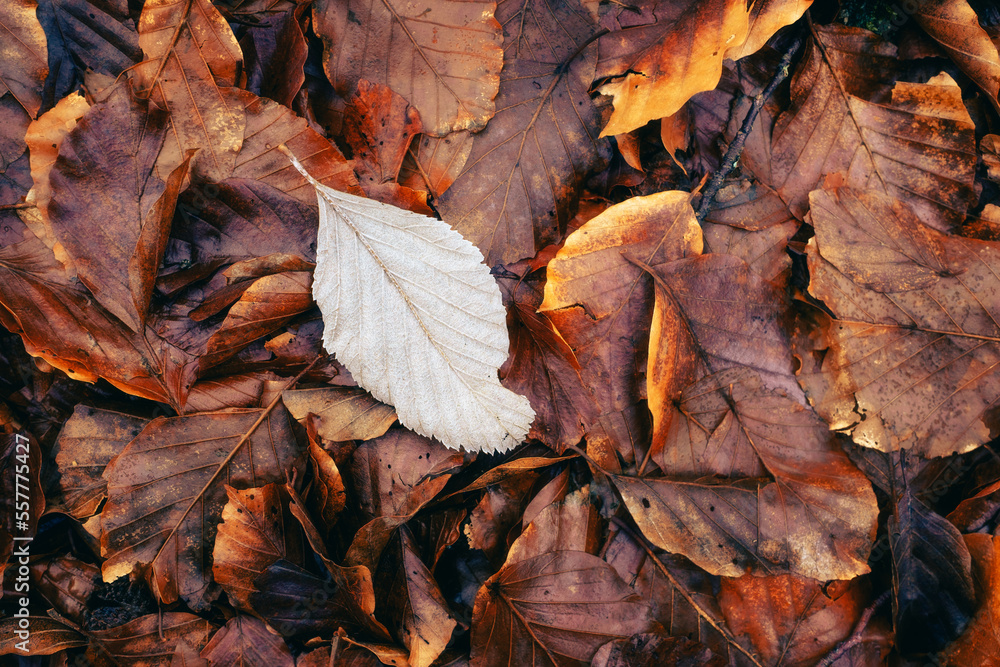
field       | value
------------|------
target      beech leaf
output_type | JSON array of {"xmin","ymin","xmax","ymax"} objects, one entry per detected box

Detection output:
[{"xmin": 283, "ymin": 148, "xmax": 534, "ymax": 453}]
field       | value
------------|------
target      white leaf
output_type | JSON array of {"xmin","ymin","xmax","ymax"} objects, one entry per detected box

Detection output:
[{"xmin": 282, "ymin": 148, "xmax": 534, "ymax": 453}]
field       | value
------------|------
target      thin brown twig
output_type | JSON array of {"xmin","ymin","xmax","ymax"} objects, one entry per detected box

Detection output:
[
  {"xmin": 695, "ymin": 35, "xmax": 802, "ymax": 222},
  {"xmin": 815, "ymin": 589, "xmax": 891, "ymax": 667}
]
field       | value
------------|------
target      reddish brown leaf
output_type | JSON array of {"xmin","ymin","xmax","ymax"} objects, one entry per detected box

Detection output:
[
  {"xmin": 305, "ymin": 426, "xmax": 348, "ymax": 531},
  {"xmin": 48, "ymin": 82, "xmax": 190, "ymax": 332},
  {"xmin": 591, "ymin": 634, "xmax": 725, "ymax": 667},
  {"xmin": 53, "ymin": 405, "xmax": 148, "ymax": 519},
  {"xmin": 200, "ymin": 614, "xmax": 295, "ymax": 667},
  {"xmin": 313, "ymin": 0, "xmax": 502, "ymax": 136},
  {"xmin": 470, "ymin": 551, "xmax": 653, "ymax": 666},
  {"xmin": 86, "ymin": 612, "xmax": 216, "ymax": 667},
  {"xmin": 399, "ymin": 131, "xmax": 472, "ymax": 198},
  {"xmin": 0, "ymin": 616, "xmax": 85, "ymax": 656},
  {"xmin": 100, "ymin": 407, "xmax": 303, "ymax": 610},
  {"xmin": 0, "ymin": 0, "xmax": 48, "ymax": 119},
  {"xmin": 212, "ymin": 483, "xmax": 305, "ymax": 611},
  {"xmin": 240, "ymin": 3, "xmax": 308, "ymax": 108},
  {"xmin": 436, "ymin": 0, "xmax": 611, "ymax": 266},
  {"xmin": 31, "ymin": 555, "xmax": 100, "ymax": 623},
  {"xmin": 946, "ymin": 533, "xmax": 1000, "ymax": 665}
]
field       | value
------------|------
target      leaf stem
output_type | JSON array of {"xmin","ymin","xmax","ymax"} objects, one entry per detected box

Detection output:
[{"xmin": 815, "ymin": 590, "xmax": 891, "ymax": 667}]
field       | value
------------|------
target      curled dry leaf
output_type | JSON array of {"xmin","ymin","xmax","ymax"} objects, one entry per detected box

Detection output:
[
  {"xmin": 285, "ymin": 148, "xmax": 535, "ymax": 453},
  {"xmin": 305, "ymin": 427, "xmax": 348, "ymax": 531},
  {"xmin": 200, "ymin": 614, "xmax": 295, "ymax": 667},
  {"xmin": 727, "ymin": 0, "xmax": 813, "ymax": 60},
  {"xmin": 470, "ymin": 550, "xmax": 654, "ymax": 666},
  {"xmin": 283, "ymin": 386, "xmax": 397, "ymax": 442},
  {"xmin": 53, "ymin": 405, "xmax": 148, "ymax": 519},
  {"xmin": 313, "ymin": 0, "xmax": 503, "ymax": 136},
  {"xmin": 539, "ymin": 191, "xmax": 701, "ymax": 462},
  {"xmin": 436, "ymin": 0, "xmax": 611, "ymax": 266},
  {"xmin": 910, "ymin": 0, "xmax": 1000, "ymax": 113},
  {"xmin": 595, "ymin": 0, "xmax": 752, "ymax": 136},
  {"xmin": 31, "ymin": 555, "xmax": 100, "ymax": 623},
  {"xmin": 212, "ymin": 484, "xmax": 305, "ymax": 611},
  {"xmin": 803, "ymin": 187, "xmax": 1000, "ymax": 456},
  {"xmin": 100, "ymin": 407, "xmax": 303, "ymax": 611}
]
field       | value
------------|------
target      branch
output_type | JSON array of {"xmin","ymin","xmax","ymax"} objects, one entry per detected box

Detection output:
[{"xmin": 695, "ymin": 36, "xmax": 802, "ymax": 222}]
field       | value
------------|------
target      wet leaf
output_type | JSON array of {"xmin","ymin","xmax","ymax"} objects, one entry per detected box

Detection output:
[
  {"xmin": 436, "ymin": 0, "xmax": 611, "ymax": 266},
  {"xmin": 470, "ymin": 551, "xmax": 654, "ymax": 666},
  {"xmin": 313, "ymin": 0, "xmax": 503, "ymax": 136},
  {"xmin": 286, "ymin": 149, "xmax": 535, "ymax": 453}
]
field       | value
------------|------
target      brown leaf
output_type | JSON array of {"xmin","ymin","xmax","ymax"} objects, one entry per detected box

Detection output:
[
  {"xmin": 313, "ymin": 0, "xmax": 502, "ymax": 136},
  {"xmin": 591, "ymin": 634, "xmax": 725, "ymax": 667},
  {"xmin": 768, "ymin": 25, "xmax": 976, "ymax": 230},
  {"xmin": 305, "ymin": 427, "xmax": 348, "ymax": 531},
  {"xmin": 0, "ymin": 616, "xmax": 85, "ymax": 656},
  {"xmin": 718, "ymin": 574, "xmax": 869, "ymax": 667},
  {"xmin": 0, "ymin": 217, "xmax": 199, "ymax": 408},
  {"xmin": 595, "ymin": 0, "xmax": 752, "ymax": 136},
  {"xmin": 100, "ymin": 406, "xmax": 303, "ymax": 610},
  {"xmin": 185, "ymin": 373, "xmax": 268, "ymax": 411},
  {"xmin": 375, "ymin": 527, "xmax": 458, "ymax": 667},
  {"xmin": 86, "ymin": 612, "xmax": 216, "ymax": 667},
  {"xmin": 351, "ymin": 428, "xmax": 465, "ymax": 521},
  {"xmin": 399, "ymin": 131, "xmax": 473, "ymax": 198},
  {"xmin": 470, "ymin": 551, "xmax": 653, "ymax": 666},
  {"xmin": 0, "ymin": 432, "xmax": 44, "ymax": 572},
  {"xmin": 505, "ymin": 485, "xmax": 601, "ymax": 565},
  {"xmin": 249, "ymin": 558, "xmax": 387, "ymax": 640},
  {"xmin": 435, "ymin": 0, "xmax": 611, "ymax": 266},
  {"xmin": 616, "ymin": 370, "xmax": 876, "ymax": 579},
  {"xmin": 911, "ymin": 0, "xmax": 1000, "ymax": 113},
  {"xmin": 212, "ymin": 483, "xmax": 305, "ymax": 611},
  {"xmin": 134, "ymin": 0, "xmax": 244, "ymax": 181},
  {"xmin": 203, "ymin": 271, "xmax": 313, "ymax": 369},
  {"xmin": 31, "ymin": 555, "xmax": 100, "ymax": 623},
  {"xmin": 539, "ymin": 192, "xmax": 701, "ymax": 463},
  {"xmin": 0, "ymin": 0, "xmax": 48, "ymax": 118},
  {"xmin": 344, "ymin": 81, "xmax": 422, "ymax": 189},
  {"xmin": 200, "ymin": 614, "xmax": 295, "ymax": 667},
  {"xmin": 946, "ymin": 533, "xmax": 1000, "ymax": 666},
  {"xmin": 499, "ymin": 272, "xmax": 599, "ymax": 452},
  {"xmin": 53, "ymin": 405, "xmax": 148, "ymax": 519},
  {"xmin": 803, "ymin": 187, "xmax": 1000, "ymax": 456},
  {"xmin": 48, "ymin": 82, "xmax": 191, "ymax": 332},
  {"xmin": 728, "ymin": 0, "xmax": 812, "ymax": 60},
  {"xmin": 283, "ymin": 387, "xmax": 397, "ymax": 442},
  {"xmin": 240, "ymin": 3, "xmax": 307, "ymax": 108}
]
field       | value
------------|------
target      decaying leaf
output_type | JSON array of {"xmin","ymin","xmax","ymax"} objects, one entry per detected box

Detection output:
[
  {"xmin": 435, "ymin": 0, "xmax": 612, "ymax": 266},
  {"xmin": 803, "ymin": 187, "xmax": 1000, "ymax": 456},
  {"xmin": 313, "ymin": 0, "xmax": 503, "ymax": 136},
  {"xmin": 284, "ymin": 148, "xmax": 534, "ymax": 453},
  {"xmin": 0, "ymin": 0, "xmax": 48, "ymax": 119},
  {"xmin": 470, "ymin": 550, "xmax": 654, "ymax": 666},
  {"xmin": 100, "ymin": 407, "xmax": 303, "ymax": 610}
]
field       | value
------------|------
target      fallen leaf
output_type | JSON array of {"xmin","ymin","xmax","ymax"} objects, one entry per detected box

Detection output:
[
  {"xmin": 47, "ymin": 81, "xmax": 190, "ymax": 332},
  {"xmin": 0, "ymin": 432, "xmax": 44, "ymax": 583},
  {"xmin": 591, "ymin": 634, "xmax": 725, "ymax": 667},
  {"xmin": 313, "ymin": 0, "xmax": 503, "ymax": 136},
  {"xmin": 53, "ymin": 405, "xmax": 148, "ymax": 519},
  {"xmin": 910, "ymin": 0, "xmax": 1000, "ymax": 113},
  {"xmin": 240, "ymin": 2, "xmax": 307, "ymax": 108},
  {"xmin": 0, "ymin": 616, "xmax": 85, "ymax": 656},
  {"xmin": 728, "ymin": 0, "xmax": 812, "ymax": 59},
  {"xmin": 718, "ymin": 574, "xmax": 869, "ymax": 667},
  {"xmin": 200, "ymin": 614, "xmax": 295, "ymax": 667},
  {"xmin": 31, "ymin": 555, "xmax": 100, "ymax": 623},
  {"xmin": 470, "ymin": 550, "xmax": 654, "ymax": 666},
  {"xmin": 283, "ymin": 386, "xmax": 397, "ymax": 442},
  {"xmin": 399, "ymin": 131, "xmax": 473, "ymax": 198},
  {"xmin": 436, "ymin": 0, "xmax": 611, "ymax": 266},
  {"xmin": 803, "ymin": 187, "xmax": 1000, "ymax": 456},
  {"xmin": 595, "ymin": 0, "xmax": 752, "ymax": 136},
  {"xmin": 286, "ymin": 148, "xmax": 535, "ymax": 453},
  {"xmin": 86, "ymin": 612, "xmax": 216, "ymax": 667},
  {"xmin": 304, "ymin": 425, "xmax": 348, "ymax": 531},
  {"xmin": 212, "ymin": 483, "xmax": 305, "ymax": 611},
  {"xmin": 768, "ymin": 25, "xmax": 976, "ymax": 230},
  {"xmin": 100, "ymin": 406, "xmax": 304, "ymax": 610},
  {"xmin": 0, "ymin": 0, "xmax": 48, "ymax": 118},
  {"xmin": 946, "ymin": 533, "xmax": 1000, "ymax": 666}
]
